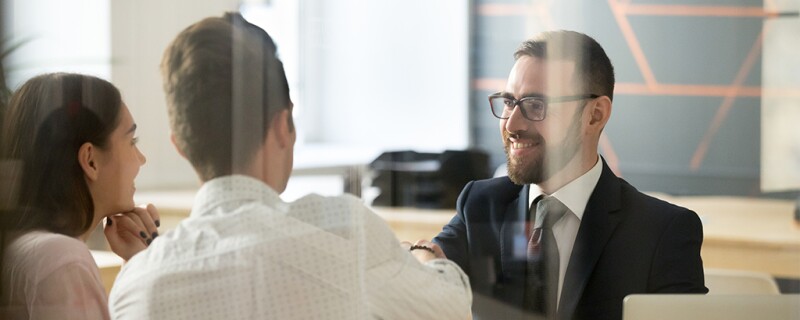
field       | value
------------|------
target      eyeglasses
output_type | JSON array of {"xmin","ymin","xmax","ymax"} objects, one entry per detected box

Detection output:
[{"xmin": 489, "ymin": 93, "xmax": 599, "ymax": 121}]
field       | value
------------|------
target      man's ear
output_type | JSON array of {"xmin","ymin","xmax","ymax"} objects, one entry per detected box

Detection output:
[
  {"xmin": 271, "ymin": 109, "xmax": 293, "ymax": 149},
  {"xmin": 170, "ymin": 133, "xmax": 188, "ymax": 159},
  {"xmin": 588, "ymin": 96, "xmax": 612, "ymax": 132},
  {"xmin": 78, "ymin": 142, "xmax": 99, "ymax": 181}
]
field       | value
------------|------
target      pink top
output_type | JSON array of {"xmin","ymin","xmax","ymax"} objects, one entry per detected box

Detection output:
[{"xmin": 1, "ymin": 231, "xmax": 109, "ymax": 319}]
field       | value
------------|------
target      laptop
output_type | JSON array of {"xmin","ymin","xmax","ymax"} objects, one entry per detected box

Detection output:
[{"xmin": 623, "ymin": 294, "xmax": 800, "ymax": 320}]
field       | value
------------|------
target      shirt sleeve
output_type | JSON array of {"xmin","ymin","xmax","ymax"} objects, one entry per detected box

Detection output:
[
  {"xmin": 359, "ymin": 201, "xmax": 472, "ymax": 320},
  {"xmin": 29, "ymin": 260, "xmax": 110, "ymax": 320}
]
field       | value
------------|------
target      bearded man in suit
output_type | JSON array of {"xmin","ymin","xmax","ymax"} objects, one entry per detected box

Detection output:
[{"xmin": 433, "ymin": 30, "xmax": 708, "ymax": 320}]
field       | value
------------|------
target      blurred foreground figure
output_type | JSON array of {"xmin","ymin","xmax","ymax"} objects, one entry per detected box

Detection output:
[{"xmin": 109, "ymin": 12, "xmax": 471, "ymax": 320}]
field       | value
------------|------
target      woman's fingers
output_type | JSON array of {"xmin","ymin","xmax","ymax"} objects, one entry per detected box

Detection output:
[
  {"xmin": 110, "ymin": 214, "xmax": 149, "ymax": 246},
  {"xmin": 145, "ymin": 203, "xmax": 161, "ymax": 228},
  {"xmin": 104, "ymin": 215, "xmax": 147, "ymax": 261},
  {"xmin": 128, "ymin": 206, "xmax": 158, "ymax": 242},
  {"xmin": 105, "ymin": 203, "xmax": 161, "ymax": 253}
]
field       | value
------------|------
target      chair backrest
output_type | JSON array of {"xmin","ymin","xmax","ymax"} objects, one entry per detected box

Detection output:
[
  {"xmin": 623, "ymin": 294, "xmax": 800, "ymax": 320},
  {"xmin": 705, "ymin": 268, "xmax": 780, "ymax": 294}
]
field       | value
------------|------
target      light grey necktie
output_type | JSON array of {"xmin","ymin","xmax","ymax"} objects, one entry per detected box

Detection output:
[{"xmin": 526, "ymin": 195, "xmax": 568, "ymax": 318}]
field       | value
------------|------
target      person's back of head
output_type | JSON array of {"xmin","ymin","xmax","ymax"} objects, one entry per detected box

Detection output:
[
  {"xmin": 0, "ymin": 73, "xmax": 122, "ymax": 237},
  {"xmin": 161, "ymin": 12, "xmax": 293, "ymax": 184}
]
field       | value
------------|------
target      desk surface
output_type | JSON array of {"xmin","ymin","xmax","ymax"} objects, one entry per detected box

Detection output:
[
  {"xmin": 372, "ymin": 196, "xmax": 800, "ymax": 278},
  {"xmin": 130, "ymin": 191, "xmax": 800, "ymax": 278},
  {"xmin": 90, "ymin": 250, "xmax": 123, "ymax": 294},
  {"xmin": 667, "ymin": 196, "xmax": 800, "ymax": 278},
  {"xmin": 377, "ymin": 197, "xmax": 800, "ymax": 247},
  {"xmin": 672, "ymin": 196, "xmax": 800, "ymax": 249}
]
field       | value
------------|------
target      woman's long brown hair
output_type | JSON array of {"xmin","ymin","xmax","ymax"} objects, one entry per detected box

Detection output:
[{"xmin": 0, "ymin": 73, "xmax": 123, "ymax": 298}]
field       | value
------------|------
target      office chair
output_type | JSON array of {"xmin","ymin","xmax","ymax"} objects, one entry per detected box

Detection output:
[{"xmin": 705, "ymin": 268, "xmax": 780, "ymax": 294}]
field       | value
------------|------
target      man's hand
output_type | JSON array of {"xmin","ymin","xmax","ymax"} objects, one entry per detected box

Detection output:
[
  {"xmin": 400, "ymin": 239, "xmax": 447, "ymax": 263},
  {"xmin": 104, "ymin": 203, "xmax": 161, "ymax": 261}
]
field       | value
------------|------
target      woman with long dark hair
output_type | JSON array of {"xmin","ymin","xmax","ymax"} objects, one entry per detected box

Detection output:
[{"xmin": 0, "ymin": 73, "xmax": 159, "ymax": 319}]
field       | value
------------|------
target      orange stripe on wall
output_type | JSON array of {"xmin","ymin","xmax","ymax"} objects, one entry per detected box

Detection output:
[
  {"xmin": 615, "ymin": 83, "xmax": 762, "ymax": 97},
  {"xmin": 476, "ymin": 4, "xmax": 532, "ymax": 16},
  {"xmin": 477, "ymin": 2, "xmax": 784, "ymax": 18},
  {"xmin": 608, "ymin": 0, "xmax": 659, "ymax": 89},
  {"xmin": 473, "ymin": 78, "xmax": 506, "ymax": 92},
  {"xmin": 690, "ymin": 28, "xmax": 766, "ymax": 171},
  {"xmin": 474, "ymin": 79, "xmax": 800, "ymax": 98},
  {"xmin": 534, "ymin": 2, "xmax": 557, "ymax": 30},
  {"xmin": 624, "ymin": 5, "xmax": 780, "ymax": 17}
]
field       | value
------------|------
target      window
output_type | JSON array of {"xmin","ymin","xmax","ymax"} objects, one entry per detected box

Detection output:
[{"xmin": 243, "ymin": 0, "xmax": 469, "ymax": 152}]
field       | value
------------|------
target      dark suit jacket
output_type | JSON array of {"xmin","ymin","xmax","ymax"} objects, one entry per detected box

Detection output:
[{"xmin": 433, "ymin": 160, "xmax": 708, "ymax": 320}]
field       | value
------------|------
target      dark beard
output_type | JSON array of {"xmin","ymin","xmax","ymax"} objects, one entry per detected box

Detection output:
[
  {"xmin": 506, "ymin": 144, "xmax": 542, "ymax": 185},
  {"xmin": 504, "ymin": 111, "xmax": 584, "ymax": 185}
]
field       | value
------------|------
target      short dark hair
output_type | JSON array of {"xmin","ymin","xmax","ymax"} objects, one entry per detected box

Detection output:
[
  {"xmin": 0, "ymin": 73, "xmax": 122, "ymax": 237},
  {"xmin": 161, "ymin": 12, "xmax": 292, "ymax": 181},
  {"xmin": 515, "ymin": 30, "xmax": 615, "ymax": 101}
]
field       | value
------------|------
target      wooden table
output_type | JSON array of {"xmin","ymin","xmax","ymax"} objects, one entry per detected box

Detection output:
[
  {"xmin": 375, "ymin": 197, "xmax": 800, "ymax": 279},
  {"xmin": 669, "ymin": 196, "xmax": 800, "ymax": 279},
  {"xmin": 90, "ymin": 250, "xmax": 124, "ymax": 294},
  {"xmin": 372, "ymin": 207, "xmax": 454, "ymax": 242},
  {"xmin": 100, "ymin": 192, "xmax": 799, "ymax": 290}
]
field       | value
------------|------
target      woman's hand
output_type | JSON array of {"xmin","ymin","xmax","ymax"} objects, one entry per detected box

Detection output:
[{"xmin": 104, "ymin": 203, "xmax": 160, "ymax": 261}]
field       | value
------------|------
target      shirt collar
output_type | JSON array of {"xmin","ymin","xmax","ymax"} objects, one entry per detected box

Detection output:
[
  {"xmin": 192, "ymin": 174, "xmax": 283, "ymax": 218},
  {"xmin": 527, "ymin": 156, "xmax": 603, "ymax": 220}
]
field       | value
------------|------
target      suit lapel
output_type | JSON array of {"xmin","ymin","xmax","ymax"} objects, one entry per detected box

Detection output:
[
  {"xmin": 497, "ymin": 183, "xmax": 529, "ymax": 311},
  {"xmin": 558, "ymin": 160, "xmax": 623, "ymax": 319},
  {"xmin": 500, "ymin": 184, "xmax": 530, "ymax": 274}
]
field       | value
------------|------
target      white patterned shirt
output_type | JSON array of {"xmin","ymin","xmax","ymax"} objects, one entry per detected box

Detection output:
[{"xmin": 109, "ymin": 175, "xmax": 471, "ymax": 319}]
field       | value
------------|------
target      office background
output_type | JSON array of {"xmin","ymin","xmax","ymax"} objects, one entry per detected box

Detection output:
[
  {"xmin": 469, "ymin": 0, "xmax": 797, "ymax": 198},
  {"xmin": 3, "ymin": 0, "xmax": 797, "ymax": 199},
  {"xmin": 2, "ymin": 0, "xmax": 799, "ymax": 296}
]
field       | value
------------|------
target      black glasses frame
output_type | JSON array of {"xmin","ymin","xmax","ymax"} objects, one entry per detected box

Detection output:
[{"xmin": 488, "ymin": 93, "xmax": 600, "ymax": 121}]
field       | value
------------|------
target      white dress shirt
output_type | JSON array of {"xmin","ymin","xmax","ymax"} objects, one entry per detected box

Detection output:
[
  {"xmin": 528, "ymin": 156, "xmax": 602, "ymax": 306},
  {"xmin": 109, "ymin": 175, "xmax": 471, "ymax": 320}
]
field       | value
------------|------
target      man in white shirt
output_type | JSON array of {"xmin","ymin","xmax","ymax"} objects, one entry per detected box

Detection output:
[
  {"xmin": 109, "ymin": 12, "xmax": 471, "ymax": 320},
  {"xmin": 433, "ymin": 30, "xmax": 707, "ymax": 319}
]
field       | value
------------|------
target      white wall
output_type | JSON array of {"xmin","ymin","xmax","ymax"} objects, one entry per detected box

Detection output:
[
  {"xmin": 299, "ymin": 0, "xmax": 470, "ymax": 152},
  {"xmin": 2, "ymin": 0, "xmax": 110, "ymax": 88},
  {"xmin": 4, "ymin": 0, "xmax": 469, "ymax": 190},
  {"xmin": 111, "ymin": 0, "xmax": 239, "ymax": 190},
  {"xmin": 761, "ymin": 0, "xmax": 800, "ymax": 192},
  {"xmin": 118, "ymin": 0, "xmax": 470, "ymax": 190}
]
